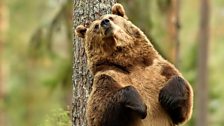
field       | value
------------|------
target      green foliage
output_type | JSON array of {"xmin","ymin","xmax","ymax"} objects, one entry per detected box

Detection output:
[
  {"xmin": 4, "ymin": 0, "xmax": 72, "ymax": 126},
  {"xmin": 38, "ymin": 108, "xmax": 72, "ymax": 126}
]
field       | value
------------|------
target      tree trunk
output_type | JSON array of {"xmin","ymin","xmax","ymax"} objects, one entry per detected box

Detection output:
[
  {"xmin": 72, "ymin": 0, "xmax": 116, "ymax": 126},
  {"xmin": 166, "ymin": 0, "xmax": 180, "ymax": 67},
  {"xmin": 196, "ymin": 0, "xmax": 210, "ymax": 126}
]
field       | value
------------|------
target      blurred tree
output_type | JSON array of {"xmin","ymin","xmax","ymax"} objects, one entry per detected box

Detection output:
[
  {"xmin": 196, "ymin": 0, "xmax": 210, "ymax": 126},
  {"xmin": 73, "ymin": 0, "xmax": 116, "ymax": 125},
  {"xmin": 157, "ymin": 0, "xmax": 180, "ymax": 66},
  {"xmin": 29, "ymin": 0, "xmax": 73, "ymax": 108},
  {"xmin": 17, "ymin": 1, "xmax": 74, "ymax": 125},
  {"xmin": 0, "ymin": 0, "xmax": 8, "ymax": 125},
  {"xmin": 166, "ymin": 0, "xmax": 180, "ymax": 67}
]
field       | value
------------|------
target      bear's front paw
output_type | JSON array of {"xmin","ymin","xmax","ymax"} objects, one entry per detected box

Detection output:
[
  {"xmin": 121, "ymin": 86, "xmax": 147, "ymax": 119},
  {"xmin": 159, "ymin": 76, "xmax": 191, "ymax": 124}
]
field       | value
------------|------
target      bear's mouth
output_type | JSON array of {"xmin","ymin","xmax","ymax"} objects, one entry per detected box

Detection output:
[
  {"xmin": 102, "ymin": 26, "xmax": 113, "ymax": 37},
  {"xmin": 104, "ymin": 27, "xmax": 110, "ymax": 35}
]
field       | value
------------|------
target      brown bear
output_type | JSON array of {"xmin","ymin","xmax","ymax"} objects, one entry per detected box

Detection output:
[{"xmin": 75, "ymin": 3, "xmax": 193, "ymax": 126}]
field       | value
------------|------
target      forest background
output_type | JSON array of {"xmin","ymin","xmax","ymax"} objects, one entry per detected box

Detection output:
[{"xmin": 0, "ymin": 0, "xmax": 224, "ymax": 126}]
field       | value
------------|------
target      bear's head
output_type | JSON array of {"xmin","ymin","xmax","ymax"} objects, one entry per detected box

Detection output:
[{"xmin": 76, "ymin": 3, "xmax": 157, "ymax": 74}]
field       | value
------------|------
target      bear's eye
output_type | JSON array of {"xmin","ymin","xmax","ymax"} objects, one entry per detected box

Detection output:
[
  {"xmin": 108, "ymin": 16, "xmax": 113, "ymax": 21},
  {"xmin": 94, "ymin": 24, "xmax": 99, "ymax": 30}
]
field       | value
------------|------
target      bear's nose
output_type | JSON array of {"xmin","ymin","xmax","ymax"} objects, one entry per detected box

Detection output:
[{"xmin": 100, "ymin": 19, "xmax": 110, "ymax": 27}]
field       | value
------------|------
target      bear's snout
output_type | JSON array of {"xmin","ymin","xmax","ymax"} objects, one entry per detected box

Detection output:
[{"xmin": 101, "ymin": 19, "xmax": 110, "ymax": 28}]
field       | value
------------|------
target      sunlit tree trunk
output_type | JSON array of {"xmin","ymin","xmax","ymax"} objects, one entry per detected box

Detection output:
[
  {"xmin": 72, "ymin": 0, "xmax": 116, "ymax": 125},
  {"xmin": 0, "ymin": 0, "xmax": 8, "ymax": 125},
  {"xmin": 196, "ymin": 0, "xmax": 210, "ymax": 126},
  {"xmin": 166, "ymin": 0, "xmax": 180, "ymax": 67}
]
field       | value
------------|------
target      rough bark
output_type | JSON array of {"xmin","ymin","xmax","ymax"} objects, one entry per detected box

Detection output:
[
  {"xmin": 196, "ymin": 0, "xmax": 210, "ymax": 126},
  {"xmin": 72, "ymin": 0, "xmax": 116, "ymax": 126}
]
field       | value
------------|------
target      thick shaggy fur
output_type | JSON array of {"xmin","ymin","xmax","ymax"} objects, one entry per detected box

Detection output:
[{"xmin": 76, "ymin": 3, "xmax": 193, "ymax": 126}]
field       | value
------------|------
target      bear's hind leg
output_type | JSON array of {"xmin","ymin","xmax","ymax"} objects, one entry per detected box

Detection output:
[{"xmin": 159, "ymin": 76, "xmax": 192, "ymax": 124}]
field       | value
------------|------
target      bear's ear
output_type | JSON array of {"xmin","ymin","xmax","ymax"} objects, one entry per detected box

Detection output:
[
  {"xmin": 112, "ymin": 3, "xmax": 127, "ymax": 19},
  {"xmin": 75, "ymin": 25, "xmax": 87, "ymax": 38}
]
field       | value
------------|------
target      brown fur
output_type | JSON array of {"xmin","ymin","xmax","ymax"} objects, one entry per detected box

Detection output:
[
  {"xmin": 88, "ymin": 74, "xmax": 147, "ymax": 126},
  {"xmin": 161, "ymin": 64, "xmax": 179, "ymax": 80},
  {"xmin": 76, "ymin": 3, "xmax": 193, "ymax": 126}
]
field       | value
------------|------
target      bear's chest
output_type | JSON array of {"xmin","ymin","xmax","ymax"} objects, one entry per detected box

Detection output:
[{"xmin": 95, "ymin": 65, "xmax": 174, "ymax": 126}]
